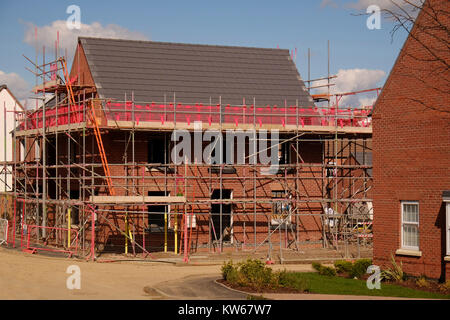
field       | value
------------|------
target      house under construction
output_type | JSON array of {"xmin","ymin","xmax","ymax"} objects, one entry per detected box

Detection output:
[{"xmin": 2, "ymin": 37, "xmax": 375, "ymax": 261}]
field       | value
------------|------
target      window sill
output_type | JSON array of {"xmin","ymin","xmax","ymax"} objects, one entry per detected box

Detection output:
[
  {"xmin": 395, "ymin": 249, "xmax": 422, "ymax": 257},
  {"xmin": 444, "ymin": 256, "xmax": 450, "ymax": 262}
]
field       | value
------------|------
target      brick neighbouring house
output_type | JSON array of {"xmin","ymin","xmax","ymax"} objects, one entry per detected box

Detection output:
[
  {"xmin": 11, "ymin": 37, "xmax": 373, "ymax": 256},
  {"xmin": 372, "ymin": 0, "xmax": 450, "ymax": 281}
]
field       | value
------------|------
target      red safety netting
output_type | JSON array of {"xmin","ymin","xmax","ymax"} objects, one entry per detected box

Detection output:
[
  {"xmin": 104, "ymin": 102, "xmax": 372, "ymax": 128},
  {"xmin": 18, "ymin": 102, "xmax": 372, "ymax": 131},
  {"xmin": 20, "ymin": 104, "xmax": 85, "ymax": 130}
]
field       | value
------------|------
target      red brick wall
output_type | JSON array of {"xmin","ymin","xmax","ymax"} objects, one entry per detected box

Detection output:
[
  {"xmin": 373, "ymin": 0, "xmax": 450, "ymax": 280},
  {"xmin": 92, "ymin": 131, "xmax": 326, "ymax": 252},
  {"xmin": 70, "ymin": 41, "xmax": 96, "ymax": 91},
  {"xmin": 24, "ymin": 129, "xmax": 371, "ymax": 254}
]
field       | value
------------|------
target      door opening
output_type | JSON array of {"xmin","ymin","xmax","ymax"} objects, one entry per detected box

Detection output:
[{"xmin": 211, "ymin": 189, "xmax": 232, "ymax": 242}]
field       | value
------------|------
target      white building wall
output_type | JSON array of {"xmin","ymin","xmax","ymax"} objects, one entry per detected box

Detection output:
[{"xmin": 0, "ymin": 89, "xmax": 21, "ymax": 192}]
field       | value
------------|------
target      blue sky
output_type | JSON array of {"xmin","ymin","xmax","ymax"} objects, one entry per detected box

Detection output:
[{"xmin": 0, "ymin": 0, "xmax": 409, "ymax": 104}]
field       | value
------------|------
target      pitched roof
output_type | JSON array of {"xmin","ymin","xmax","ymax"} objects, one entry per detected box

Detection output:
[
  {"xmin": 0, "ymin": 84, "xmax": 24, "ymax": 110},
  {"xmin": 79, "ymin": 37, "xmax": 314, "ymax": 106}
]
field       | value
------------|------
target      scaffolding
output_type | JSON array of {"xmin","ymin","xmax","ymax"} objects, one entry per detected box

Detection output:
[{"xmin": 1, "ymin": 41, "xmax": 375, "ymax": 263}]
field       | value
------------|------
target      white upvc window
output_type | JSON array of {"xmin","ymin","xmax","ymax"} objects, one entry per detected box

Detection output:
[
  {"xmin": 401, "ymin": 201, "xmax": 420, "ymax": 251},
  {"xmin": 446, "ymin": 201, "xmax": 450, "ymax": 256}
]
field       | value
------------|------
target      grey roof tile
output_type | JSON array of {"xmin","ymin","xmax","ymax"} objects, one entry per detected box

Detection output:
[{"xmin": 79, "ymin": 37, "xmax": 314, "ymax": 107}]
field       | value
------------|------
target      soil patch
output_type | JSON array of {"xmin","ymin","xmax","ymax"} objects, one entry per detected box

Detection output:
[
  {"xmin": 216, "ymin": 279, "xmax": 308, "ymax": 294},
  {"xmin": 335, "ymin": 272, "xmax": 449, "ymax": 296},
  {"xmin": 384, "ymin": 279, "xmax": 450, "ymax": 295}
]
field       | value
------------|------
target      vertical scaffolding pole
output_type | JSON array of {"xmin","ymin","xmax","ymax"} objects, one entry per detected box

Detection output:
[
  {"xmin": 296, "ymin": 98, "xmax": 300, "ymax": 246},
  {"xmin": 90, "ymin": 206, "xmax": 95, "ymax": 261},
  {"xmin": 164, "ymin": 133, "xmax": 168, "ymax": 253},
  {"xmin": 208, "ymin": 97, "xmax": 212, "ymax": 252},
  {"xmin": 131, "ymin": 91, "xmax": 136, "ymax": 256},
  {"xmin": 124, "ymin": 93, "xmax": 128, "ymax": 254},
  {"xmin": 142, "ymin": 166, "xmax": 146, "ymax": 257},
  {"xmin": 308, "ymin": 48, "xmax": 311, "ymax": 94},
  {"xmin": 82, "ymin": 89, "xmax": 86, "ymax": 252},
  {"xmin": 183, "ymin": 159, "xmax": 188, "ymax": 262},
  {"xmin": 3, "ymin": 104, "xmax": 6, "ymax": 195},
  {"xmin": 42, "ymin": 45, "xmax": 47, "ymax": 238},
  {"xmin": 34, "ymin": 27, "xmax": 39, "ymax": 239},
  {"xmin": 173, "ymin": 93, "xmax": 178, "ymax": 254},
  {"xmin": 12, "ymin": 103, "xmax": 17, "ymax": 247},
  {"xmin": 66, "ymin": 58, "xmax": 71, "ymax": 244},
  {"xmin": 219, "ymin": 96, "xmax": 223, "ymax": 253},
  {"xmin": 67, "ymin": 208, "xmax": 71, "ymax": 248},
  {"xmin": 253, "ymin": 97, "xmax": 257, "ymax": 250},
  {"xmin": 24, "ymin": 111, "xmax": 28, "ymax": 243}
]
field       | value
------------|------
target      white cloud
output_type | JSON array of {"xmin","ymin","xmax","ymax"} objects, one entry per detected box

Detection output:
[
  {"xmin": 321, "ymin": 0, "xmax": 339, "ymax": 8},
  {"xmin": 312, "ymin": 68, "xmax": 385, "ymax": 108},
  {"xmin": 346, "ymin": 0, "xmax": 423, "ymax": 11},
  {"xmin": 333, "ymin": 68, "xmax": 385, "ymax": 92},
  {"xmin": 322, "ymin": 0, "xmax": 423, "ymax": 18},
  {"xmin": 358, "ymin": 96, "xmax": 379, "ymax": 107},
  {"xmin": 0, "ymin": 70, "xmax": 31, "ymax": 102},
  {"xmin": 23, "ymin": 20, "xmax": 149, "ymax": 60}
]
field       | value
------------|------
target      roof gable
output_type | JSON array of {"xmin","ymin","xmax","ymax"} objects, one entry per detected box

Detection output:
[
  {"xmin": 0, "ymin": 85, "xmax": 24, "ymax": 110},
  {"xmin": 69, "ymin": 42, "xmax": 96, "ymax": 88},
  {"xmin": 373, "ymin": 0, "xmax": 449, "ymax": 118}
]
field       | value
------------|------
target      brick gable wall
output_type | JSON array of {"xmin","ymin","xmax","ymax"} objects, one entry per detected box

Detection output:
[{"xmin": 373, "ymin": 0, "xmax": 450, "ymax": 280}]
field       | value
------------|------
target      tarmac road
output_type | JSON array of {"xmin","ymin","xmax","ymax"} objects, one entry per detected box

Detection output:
[{"xmin": 150, "ymin": 274, "xmax": 248, "ymax": 300}]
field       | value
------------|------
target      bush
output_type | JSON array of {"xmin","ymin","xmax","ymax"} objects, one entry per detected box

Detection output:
[
  {"xmin": 312, "ymin": 262, "xmax": 322, "ymax": 272},
  {"xmin": 221, "ymin": 259, "xmax": 310, "ymax": 292},
  {"xmin": 350, "ymin": 259, "xmax": 372, "ymax": 279},
  {"xmin": 226, "ymin": 268, "xmax": 246, "ymax": 287},
  {"xmin": 319, "ymin": 265, "xmax": 337, "ymax": 277},
  {"xmin": 238, "ymin": 259, "xmax": 275, "ymax": 290},
  {"xmin": 416, "ymin": 276, "xmax": 430, "ymax": 288},
  {"xmin": 312, "ymin": 262, "xmax": 336, "ymax": 277},
  {"xmin": 222, "ymin": 259, "xmax": 276, "ymax": 290},
  {"xmin": 221, "ymin": 260, "xmax": 236, "ymax": 280},
  {"xmin": 278, "ymin": 270, "xmax": 310, "ymax": 292},
  {"xmin": 334, "ymin": 260, "xmax": 353, "ymax": 274},
  {"xmin": 381, "ymin": 254, "xmax": 406, "ymax": 282},
  {"xmin": 438, "ymin": 280, "xmax": 450, "ymax": 293}
]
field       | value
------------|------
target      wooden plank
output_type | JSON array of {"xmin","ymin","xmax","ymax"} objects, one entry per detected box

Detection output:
[
  {"xmin": 89, "ymin": 195, "xmax": 186, "ymax": 204},
  {"xmin": 15, "ymin": 123, "xmax": 87, "ymax": 137},
  {"xmin": 106, "ymin": 120, "xmax": 372, "ymax": 134},
  {"xmin": 15, "ymin": 119, "xmax": 372, "ymax": 137},
  {"xmin": 32, "ymin": 79, "xmax": 61, "ymax": 93}
]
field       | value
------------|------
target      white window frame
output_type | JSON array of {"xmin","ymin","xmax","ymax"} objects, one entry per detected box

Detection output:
[
  {"xmin": 401, "ymin": 201, "xmax": 420, "ymax": 251},
  {"xmin": 446, "ymin": 201, "xmax": 450, "ymax": 256}
]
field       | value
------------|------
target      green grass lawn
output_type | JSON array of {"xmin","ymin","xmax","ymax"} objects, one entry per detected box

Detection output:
[{"xmin": 291, "ymin": 272, "xmax": 450, "ymax": 299}]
